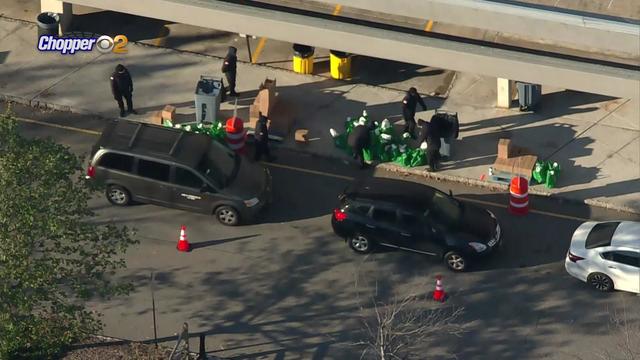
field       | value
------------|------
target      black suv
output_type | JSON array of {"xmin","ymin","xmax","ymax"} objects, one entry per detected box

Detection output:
[
  {"xmin": 86, "ymin": 119, "xmax": 271, "ymax": 226},
  {"xmin": 331, "ymin": 177, "xmax": 501, "ymax": 271}
]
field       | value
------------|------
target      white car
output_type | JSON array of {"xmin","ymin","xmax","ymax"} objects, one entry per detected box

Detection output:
[{"xmin": 565, "ymin": 221, "xmax": 639, "ymax": 293}]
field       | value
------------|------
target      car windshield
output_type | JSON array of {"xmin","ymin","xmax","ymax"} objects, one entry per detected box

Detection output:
[
  {"xmin": 196, "ymin": 141, "xmax": 239, "ymax": 188},
  {"xmin": 430, "ymin": 191, "xmax": 462, "ymax": 226}
]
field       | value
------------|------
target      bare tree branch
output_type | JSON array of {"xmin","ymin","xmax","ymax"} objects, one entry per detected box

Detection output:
[{"xmin": 355, "ymin": 291, "xmax": 466, "ymax": 359}]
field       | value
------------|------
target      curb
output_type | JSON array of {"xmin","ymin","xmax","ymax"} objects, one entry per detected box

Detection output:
[
  {"xmin": 378, "ymin": 163, "xmax": 640, "ymax": 215},
  {"xmin": 2, "ymin": 98, "xmax": 638, "ymax": 217}
]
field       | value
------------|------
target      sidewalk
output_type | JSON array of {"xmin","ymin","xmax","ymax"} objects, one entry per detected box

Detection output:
[{"xmin": 1, "ymin": 17, "xmax": 639, "ymax": 214}]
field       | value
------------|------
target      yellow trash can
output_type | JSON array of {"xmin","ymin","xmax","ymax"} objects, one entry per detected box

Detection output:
[
  {"xmin": 292, "ymin": 44, "xmax": 314, "ymax": 74},
  {"xmin": 330, "ymin": 50, "xmax": 352, "ymax": 80}
]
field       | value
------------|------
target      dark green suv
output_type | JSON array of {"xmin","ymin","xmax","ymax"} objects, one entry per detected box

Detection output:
[{"xmin": 86, "ymin": 119, "xmax": 271, "ymax": 226}]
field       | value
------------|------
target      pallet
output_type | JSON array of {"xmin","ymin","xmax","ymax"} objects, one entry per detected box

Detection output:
[{"xmin": 487, "ymin": 170, "xmax": 531, "ymax": 185}]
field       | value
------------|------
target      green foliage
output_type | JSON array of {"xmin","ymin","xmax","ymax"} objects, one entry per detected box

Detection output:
[{"xmin": 0, "ymin": 112, "xmax": 138, "ymax": 359}]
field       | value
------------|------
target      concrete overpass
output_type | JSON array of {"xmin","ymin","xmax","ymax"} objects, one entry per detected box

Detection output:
[
  {"xmin": 312, "ymin": 0, "xmax": 640, "ymax": 58},
  {"xmin": 42, "ymin": 0, "xmax": 640, "ymax": 102}
]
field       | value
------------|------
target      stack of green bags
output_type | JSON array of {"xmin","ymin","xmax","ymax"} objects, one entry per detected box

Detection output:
[
  {"xmin": 329, "ymin": 110, "xmax": 427, "ymax": 168},
  {"xmin": 532, "ymin": 160, "xmax": 561, "ymax": 188},
  {"xmin": 163, "ymin": 120, "xmax": 227, "ymax": 143}
]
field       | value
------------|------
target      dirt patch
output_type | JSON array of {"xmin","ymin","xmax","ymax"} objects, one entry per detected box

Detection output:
[{"xmin": 60, "ymin": 337, "xmax": 181, "ymax": 360}]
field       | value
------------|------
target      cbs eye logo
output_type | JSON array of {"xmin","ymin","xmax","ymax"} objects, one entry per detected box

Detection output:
[{"xmin": 95, "ymin": 35, "xmax": 129, "ymax": 54}]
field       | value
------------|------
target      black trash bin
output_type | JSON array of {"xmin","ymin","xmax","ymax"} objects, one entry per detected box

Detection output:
[
  {"xmin": 292, "ymin": 44, "xmax": 314, "ymax": 58},
  {"xmin": 431, "ymin": 110, "xmax": 459, "ymax": 159},
  {"xmin": 292, "ymin": 44, "xmax": 315, "ymax": 74},
  {"xmin": 36, "ymin": 12, "xmax": 60, "ymax": 38}
]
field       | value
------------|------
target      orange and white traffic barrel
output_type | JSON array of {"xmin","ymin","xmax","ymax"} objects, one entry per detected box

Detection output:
[
  {"xmin": 509, "ymin": 176, "xmax": 529, "ymax": 215},
  {"xmin": 225, "ymin": 116, "xmax": 246, "ymax": 154}
]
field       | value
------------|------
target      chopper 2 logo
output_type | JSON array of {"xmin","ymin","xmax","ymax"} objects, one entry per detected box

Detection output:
[{"xmin": 37, "ymin": 34, "xmax": 129, "ymax": 55}]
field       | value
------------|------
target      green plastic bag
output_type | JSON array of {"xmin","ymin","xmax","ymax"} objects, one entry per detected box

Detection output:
[
  {"xmin": 532, "ymin": 161, "xmax": 547, "ymax": 184},
  {"xmin": 409, "ymin": 150, "xmax": 426, "ymax": 167},
  {"xmin": 394, "ymin": 153, "xmax": 411, "ymax": 167},
  {"xmin": 334, "ymin": 134, "xmax": 349, "ymax": 152},
  {"xmin": 379, "ymin": 148, "xmax": 392, "ymax": 162},
  {"xmin": 545, "ymin": 169, "xmax": 557, "ymax": 188},
  {"xmin": 370, "ymin": 141, "xmax": 385, "ymax": 161},
  {"xmin": 362, "ymin": 148, "xmax": 373, "ymax": 163}
]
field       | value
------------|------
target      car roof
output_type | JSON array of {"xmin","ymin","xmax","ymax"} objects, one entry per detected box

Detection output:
[
  {"xmin": 95, "ymin": 119, "xmax": 211, "ymax": 168},
  {"xmin": 345, "ymin": 177, "xmax": 437, "ymax": 210},
  {"xmin": 611, "ymin": 221, "xmax": 640, "ymax": 248}
]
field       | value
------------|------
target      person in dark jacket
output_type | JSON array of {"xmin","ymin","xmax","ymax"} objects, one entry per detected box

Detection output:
[
  {"xmin": 222, "ymin": 46, "xmax": 239, "ymax": 97},
  {"xmin": 348, "ymin": 120, "xmax": 374, "ymax": 169},
  {"xmin": 402, "ymin": 87, "xmax": 427, "ymax": 138},
  {"xmin": 418, "ymin": 119, "xmax": 441, "ymax": 171},
  {"xmin": 254, "ymin": 113, "xmax": 274, "ymax": 162},
  {"xmin": 110, "ymin": 64, "xmax": 136, "ymax": 117}
]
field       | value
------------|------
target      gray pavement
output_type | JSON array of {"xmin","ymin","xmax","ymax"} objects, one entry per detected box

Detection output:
[
  {"xmin": 1, "ymin": 16, "xmax": 638, "ymax": 213},
  {"xmin": 7, "ymin": 102, "xmax": 640, "ymax": 360}
]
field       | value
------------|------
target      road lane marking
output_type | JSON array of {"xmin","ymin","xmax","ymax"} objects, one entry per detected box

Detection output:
[
  {"xmin": 13, "ymin": 116, "xmax": 591, "ymax": 222},
  {"xmin": 262, "ymin": 161, "xmax": 354, "ymax": 181},
  {"xmin": 15, "ymin": 116, "xmax": 101, "ymax": 136},
  {"xmin": 251, "ymin": 37, "xmax": 268, "ymax": 64},
  {"xmin": 457, "ymin": 196, "xmax": 588, "ymax": 222},
  {"xmin": 332, "ymin": 4, "xmax": 342, "ymax": 16},
  {"xmin": 424, "ymin": 20, "xmax": 434, "ymax": 32}
]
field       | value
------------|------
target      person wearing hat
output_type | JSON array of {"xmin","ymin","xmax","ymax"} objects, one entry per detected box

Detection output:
[
  {"xmin": 348, "ymin": 118, "xmax": 375, "ymax": 169},
  {"xmin": 401, "ymin": 87, "xmax": 427, "ymax": 138},
  {"xmin": 110, "ymin": 64, "xmax": 136, "ymax": 117},
  {"xmin": 221, "ymin": 46, "xmax": 239, "ymax": 97}
]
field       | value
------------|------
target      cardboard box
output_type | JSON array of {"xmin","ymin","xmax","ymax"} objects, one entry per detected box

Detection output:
[
  {"xmin": 149, "ymin": 111, "xmax": 163, "ymax": 125},
  {"xmin": 162, "ymin": 105, "xmax": 176, "ymax": 120},
  {"xmin": 256, "ymin": 78, "xmax": 277, "ymax": 117},
  {"xmin": 512, "ymin": 155, "xmax": 537, "ymax": 177},
  {"xmin": 492, "ymin": 155, "xmax": 538, "ymax": 177},
  {"xmin": 249, "ymin": 104, "xmax": 260, "ymax": 124},
  {"xmin": 492, "ymin": 157, "xmax": 513, "ymax": 174},
  {"xmin": 497, "ymin": 138, "xmax": 511, "ymax": 159},
  {"xmin": 295, "ymin": 129, "xmax": 308, "ymax": 143}
]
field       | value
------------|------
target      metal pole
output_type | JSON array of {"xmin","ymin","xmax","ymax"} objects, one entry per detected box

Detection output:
[
  {"xmin": 197, "ymin": 333, "xmax": 206, "ymax": 360},
  {"xmin": 245, "ymin": 35, "xmax": 253, "ymax": 63},
  {"xmin": 150, "ymin": 272, "xmax": 158, "ymax": 348}
]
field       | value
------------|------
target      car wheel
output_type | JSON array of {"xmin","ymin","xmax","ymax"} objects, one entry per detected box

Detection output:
[
  {"xmin": 588, "ymin": 273, "xmax": 614, "ymax": 292},
  {"xmin": 106, "ymin": 185, "xmax": 131, "ymax": 206},
  {"xmin": 444, "ymin": 251, "xmax": 467, "ymax": 272},
  {"xmin": 348, "ymin": 234, "xmax": 373, "ymax": 254},
  {"xmin": 215, "ymin": 206, "xmax": 240, "ymax": 226}
]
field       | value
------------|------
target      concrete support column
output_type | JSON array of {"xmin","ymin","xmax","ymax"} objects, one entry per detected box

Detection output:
[
  {"xmin": 496, "ymin": 78, "xmax": 515, "ymax": 108},
  {"xmin": 40, "ymin": 0, "xmax": 73, "ymax": 35}
]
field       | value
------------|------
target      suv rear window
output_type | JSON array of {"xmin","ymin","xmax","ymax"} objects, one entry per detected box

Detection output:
[
  {"xmin": 97, "ymin": 152, "xmax": 134, "ymax": 172},
  {"xmin": 585, "ymin": 222, "xmax": 620, "ymax": 249},
  {"xmin": 345, "ymin": 200, "xmax": 371, "ymax": 215}
]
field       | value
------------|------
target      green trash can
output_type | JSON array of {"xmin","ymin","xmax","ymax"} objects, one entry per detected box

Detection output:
[{"xmin": 36, "ymin": 12, "xmax": 60, "ymax": 38}]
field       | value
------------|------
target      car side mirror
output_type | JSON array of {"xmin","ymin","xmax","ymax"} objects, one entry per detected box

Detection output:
[
  {"xmin": 200, "ymin": 184, "xmax": 209, "ymax": 193},
  {"xmin": 449, "ymin": 189, "xmax": 453, "ymax": 197}
]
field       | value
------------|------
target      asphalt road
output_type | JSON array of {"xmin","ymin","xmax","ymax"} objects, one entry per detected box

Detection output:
[{"xmin": 4, "ymin": 102, "xmax": 640, "ymax": 360}]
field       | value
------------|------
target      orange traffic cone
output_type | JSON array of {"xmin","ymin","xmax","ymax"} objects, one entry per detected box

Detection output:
[
  {"xmin": 176, "ymin": 225, "xmax": 191, "ymax": 252},
  {"xmin": 432, "ymin": 275, "xmax": 446, "ymax": 302}
]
